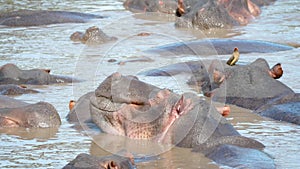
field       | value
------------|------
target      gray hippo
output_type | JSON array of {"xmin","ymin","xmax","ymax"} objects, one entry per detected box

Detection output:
[
  {"xmin": 0, "ymin": 63, "xmax": 80, "ymax": 85},
  {"xmin": 174, "ymin": 0, "xmax": 274, "ymax": 29},
  {"xmin": 253, "ymin": 93, "xmax": 300, "ymax": 125},
  {"xmin": 0, "ymin": 84, "xmax": 38, "ymax": 95},
  {"xmin": 123, "ymin": 0, "xmax": 275, "ymax": 29},
  {"xmin": 146, "ymin": 39, "xmax": 293, "ymax": 56},
  {"xmin": 0, "ymin": 10, "xmax": 103, "ymax": 27},
  {"xmin": 123, "ymin": 0, "xmax": 178, "ymax": 14},
  {"xmin": 138, "ymin": 60, "xmax": 212, "ymax": 94},
  {"xmin": 140, "ymin": 58, "xmax": 300, "ymax": 125},
  {"xmin": 211, "ymin": 58, "xmax": 300, "ymax": 125},
  {"xmin": 68, "ymin": 72, "xmax": 274, "ymax": 168},
  {"xmin": 70, "ymin": 26, "xmax": 117, "ymax": 45},
  {"xmin": 211, "ymin": 58, "xmax": 295, "ymax": 109},
  {"xmin": 193, "ymin": 144, "xmax": 275, "ymax": 169},
  {"xmin": 0, "ymin": 95, "xmax": 61, "ymax": 128},
  {"xmin": 67, "ymin": 92, "xmax": 101, "ymax": 131},
  {"xmin": 63, "ymin": 153, "xmax": 135, "ymax": 169}
]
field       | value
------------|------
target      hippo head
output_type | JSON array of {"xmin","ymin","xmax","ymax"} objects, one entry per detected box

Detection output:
[
  {"xmin": 90, "ymin": 72, "xmax": 194, "ymax": 142},
  {"xmin": 63, "ymin": 153, "xmax": 135, "ymax": 169},
  {"xmin": 82, "ymin": 26, "xmax": 100, "ymax": 42},
  {"xmin": 0, "ymin": 63, "xmax": 53, "ymax": 85},
  {"xmin": 0, "ymin": 63, "xmax": 22, "ymax": 79},
  {"xmin": 0, "ymin": 102, "xmax": 61, "ymax": 128},
  {"xmin": 219, "ymin": 0, "xmax": 261, "ymax": 25},
  {"xmin": 97, "ymin": 155, "xmax": 135, "ymax": 169},
  {"xmin": 81, "ymin": 26, "xmax": 117, "ymax": 44}
]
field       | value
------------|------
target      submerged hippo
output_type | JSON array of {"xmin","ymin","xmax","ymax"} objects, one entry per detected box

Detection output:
[
  {"xmin": 253, "ymin": 93, "xmax": 300, "ymax": 125},
  {"xmin": 68, "ymin": 72, "xmax": 274, "ymax": 168},
  {"xmin": 193, "ymin": 144, "xmax": 275, "ymax": 169},
  {"xmin": 140, "ymin": 58, "xmax": 299, "ymax": 125},
  {"xmin": 146, "ymin": 39, "xmax": 293, "ymax": 56},
  {"xmin": 63, "ymin": 153, "xmax": 135, "ymax": 169},
  {"xmin": 0, "ymin": 84, "xmax": 38, "ymax": 95},
  {"xmin": 123, "ymin": 0, "xmax": 178, "ymax": 14},
  {"xmin": 0, "ymin": 10, "xmax": 103, "ymax": 27},
  {"xmin": 70, "ymin": 26, "xmax": 117, "ymax": 45},
  {"xmin": 175, "ymin": 0, "xmax": 275, "ymax": 29},
  {"xmin": 138, "ymin": 60, "xmax": 212, "ymax": 94},
  {"xmin": 0, "ymin": 96, "xmax": 61, "ymax": 128},
  {"xmin": 123, "ymin": 0, "xmax": 275, "ymax": 29},
  {"xmin": 211, "ymin": 59, "xmax": 295, "ymax": 108},
  {"xmin": 0, "ymin": 63, "xmax": 80, "ymax": 85}
]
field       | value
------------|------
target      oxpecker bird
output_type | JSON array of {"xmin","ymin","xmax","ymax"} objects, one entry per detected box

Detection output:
[{"xmin": 226, "ymin": 47, "xmax": 240, "ymax": 66}]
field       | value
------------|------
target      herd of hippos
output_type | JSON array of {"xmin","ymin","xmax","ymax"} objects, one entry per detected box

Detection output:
[{"xmin": 0, "ymin": 0, "xmax": 299, "ymax": 168}]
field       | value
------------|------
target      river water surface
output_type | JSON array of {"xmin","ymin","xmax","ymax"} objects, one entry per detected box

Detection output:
[{"xmin": 0, "ymin": 0, "xmax": 299, "ymax": 168}]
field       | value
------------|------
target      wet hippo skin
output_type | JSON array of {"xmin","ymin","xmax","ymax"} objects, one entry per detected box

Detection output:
[
  {"xmin": 123, "ymin": 0, "xmax": 276, "ymax": 29},
  {"xmin": 68, "ymin": 72, "xmax": 274, "ymax": 168},
  {"xmin": 0, "ymin": 63, "xmax": 80, "ymax": 85},
  {"xmin": 123, "ymin": 0, "xmax": 177, "ymax": 14},
  {"xmin": 0, "ymin": 84, "xmax": 38, "ymax": 95},
  {"xmin": 254, "ymin": 94, "xmax": 300, "ymax": 125},
  {"xmin": 140, "ymin": 58, "xmax": 293, "ymax": 110},
  {"xmin": 0, "ymin": 10, "xmax": 103, "ymax": 27},
  {"xmin": 140, "ymin": 58, "xmax": 299, "ymax": 125},
  {"xmin": 0, "ymin": 96, "xmax": 61, "ymax": 128},
  {"xmin": 146, "ymin": 39, "xmax": 293, "ymax": 56},
  {"xmin": 63, "ymin": 153, "xmax": 135, "ymax": 169},
  {"xmin": 212, "ymin": 59, "xmax": 296, "ymax": 111},
  {"xmin": 174, "ymin": 0, "xmax": 275, "ymax": 29},
  {"xmin": 0, "ymin": 95, "xmax": 29, "ymax": 108},
  {"xmin": 194, "ymin": 144, "xmax": 275, "ymax": 169},
  {"xmin": 70, "ymin": 26, "xmax": 117, "ymax": 45}
]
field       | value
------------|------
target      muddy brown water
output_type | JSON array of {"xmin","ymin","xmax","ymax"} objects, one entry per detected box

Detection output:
[{"xmin": 0, "ymin": 0, "xmax": 299, "ymax": 168}]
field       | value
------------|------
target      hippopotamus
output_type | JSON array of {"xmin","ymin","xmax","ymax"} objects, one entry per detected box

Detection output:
[
  {"xmin": 123, "ymin": 0, "xmax": 178, "ymax": 14},
  {"xmin": 0, "ymin": 63, "xmax": 80, "ymax": 85},
  {"xmin": 68, "ymin": 72, "xmax": 274, "ymax": 168},
  {"xmin": 0, "ymin": 10, "xmax": 103, "ymax": 27},
  {"xmin": 123, "ymin": 0, "xmax": 275, "ymax": 29},
  {"xmin": 66, "ymin": 92, "xmax": 101, "ymax": 131},
  {"xmin": 63, "ymin": 153, "xmax": 135, "ymax": 169},
  {"xmin": 193, "ymin": 144, "xmax": 275, "ymax": 169},
  {"xmin": 253, "ymin": 94, "xmax": 300, "ymax": 125},
  {"xmin": 174, "ymin": 0, "xmax": 274, "ymax": 29},
  {"xmin": 211, "ymin": 58, "xmax": 296, "ymax": 109},
  {"xmin": 0, "ymin": 95, "xmax": 61, "ymax": 128},
  {"xmin": 70, "ymin": 26, "xmax": 117, "ymax": 45},
  {"xmin": 138, "ymin": 60, "xmax": 212, "ymax": 94},
  {"xmin": 0, "ymin": 95, "xmax": 28, "ymax": 108},
  {"xmin": 146, "ymin": 39, "xmax": 293, "ymax": 56},
  {"xmin": 0, "ymin": 84, "xmax": 38, "ymax": 95},
  {"xmin": 251, "ymin": 0, "xmax": 276, "ymax": 6},
  {"xmin": 140, "ymin": 58, "xmax": 300, "ymax": 125},
  {"xmin": 67, "ymin": 92, "xmax": 93, "ymax": 123}
]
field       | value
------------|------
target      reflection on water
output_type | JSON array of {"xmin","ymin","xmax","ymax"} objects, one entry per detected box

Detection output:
[
  {"xmin": 0, "ymin": 127, "xmax": 59, "ymax": 140},
  {"xmin": 0, "ymin": 0, "xmax": 299, "ymax": 168}
]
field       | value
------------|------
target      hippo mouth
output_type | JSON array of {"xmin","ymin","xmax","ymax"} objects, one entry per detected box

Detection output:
[
  {"xmin": 91, "ymin": 90, "xmax": 179, "ymax": 139},
  {"xmin": 90, "ymin": 87, "xmax": 193, "ymax": 142}
]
